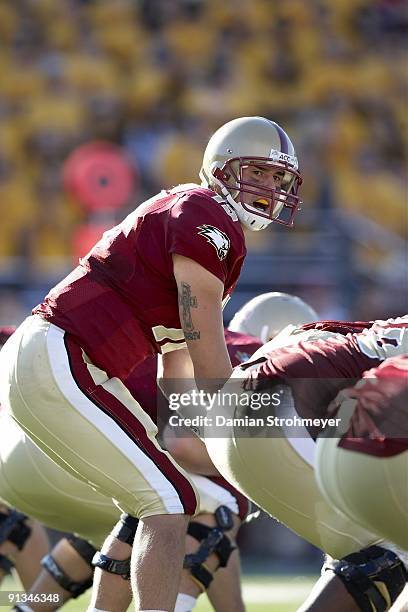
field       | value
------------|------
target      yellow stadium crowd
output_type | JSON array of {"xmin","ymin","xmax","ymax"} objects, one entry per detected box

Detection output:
[{"xmin": 0, "ymin": 0, "xmax": 406, "ymax": 274}]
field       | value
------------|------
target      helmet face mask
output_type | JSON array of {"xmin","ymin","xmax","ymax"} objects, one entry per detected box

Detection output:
[
  {"xmin": 212, "ymin": 156, "xmax": 302, "ymax": 228},
  {"xmin": 200, "ymin": 116, "xmax": 303, "ymax": 231}
]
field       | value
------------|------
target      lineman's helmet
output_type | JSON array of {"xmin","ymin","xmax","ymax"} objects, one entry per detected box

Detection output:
[{"xmin": 228, "ymin": 292, "xmax": 318, "ymax": 342}]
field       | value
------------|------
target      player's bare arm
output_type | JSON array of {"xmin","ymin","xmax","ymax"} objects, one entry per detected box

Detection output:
[
  {"xmin": 173, "ymin": 253, "xmax": 233, "ymax": 387},
  {"xmin": 158, "ymin": 347, "xmax": 195, "ymax": 401}
]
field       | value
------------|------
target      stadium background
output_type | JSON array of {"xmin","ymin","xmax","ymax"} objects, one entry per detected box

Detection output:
[{"xmin": 0, "ymin": 0, "xmax": 406, "ymax": 609}]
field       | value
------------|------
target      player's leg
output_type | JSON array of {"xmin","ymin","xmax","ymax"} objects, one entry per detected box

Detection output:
[
  {"xmin": 178, "ymin": 511, "xmax": 242, "ymax": 612},
  {"xmin": 205, "ymin": 432, "xmax": 379, "ymax": 559},
  {"xmin": 0, "ymin": 506, "xmax": 49, "ymax": 591},
  {"xmin": 91, "ymin": 514, "xmax": 189, "ymax": 612},
  {"xmin": 0, "ymin": 413, "xmax": 121, "ymax": 546},
  {"xmin": 164, "ymin": 430, "xmax": 247, "ymax": 611},
  {"xmin": 0, "ymin": 316, "xmax": 198, "ymax": 612},
  {"xmin": 207, "ymin": 548, "xmax": 244, "ymax": 612},
  {"xmin": 175, "ymin": 474, "xmax": 248, "ymax": 612},
  {"xmin": 298, "ymin": 567, "xmax": 361, "ymax": 612},
  {"xmin": 10, "ymin": 518, "xmax": 50, "ymax": 590},
  {"xmin": 203, "ymin": 478, "xmax": 248, "ymax": 612},
  {"xmin": 26, "ymin": 536, "xmax": 96, "ymax": 612},
  {"xmin": 300, "ymin": 546, "xmax": 407, "ymax": 612},
  {"xmin": 392, "ymin": 585, "xmax": 408, "ymax": 612},
  {"xmin": 317, "ymin": 431, "xmax": 408, "ymax": 549},
  {"xmin": 90, "ymin": 476, "xmax": 246, "ymax": 612},
  {"xmin": 0, "ymin": 419, "xmax": 193, "ymax": 611},
  {"xmin": 316, "ymin": 376, "xmax": 408, "ymax": 551}
]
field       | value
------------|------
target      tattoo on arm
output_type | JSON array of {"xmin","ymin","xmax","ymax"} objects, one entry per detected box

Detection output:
[{"xmin": 179, "ymin": 282, "xmax": 201, "ymax": 340}]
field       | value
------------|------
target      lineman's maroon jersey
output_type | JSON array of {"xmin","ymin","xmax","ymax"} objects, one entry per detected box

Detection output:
[
  {"xmin": 0, "ymin": 327, "xmax": 15, "ymax": 347},
  {"xmin": 126, "ymin": 328, "xmax": 262, "ymax": 423},
  {"xmin": 338, "ymin": 354, "xmax": 408, "ymax": 457},
  {"xmin": 34, "ymin": 185, "xmax": 246, "ymax": 379},
  {"xmin": 243, "ymin": 317, "xmax": 407, "ymax": 439},
  {"xmin": 224, "ymin": 329, "xmax": 262, "ymax": 368}
]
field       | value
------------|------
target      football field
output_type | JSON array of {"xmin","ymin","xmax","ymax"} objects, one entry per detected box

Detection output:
[{"xmin": 1, "ymin": 574, "xmax": 317, "ymax": 611}]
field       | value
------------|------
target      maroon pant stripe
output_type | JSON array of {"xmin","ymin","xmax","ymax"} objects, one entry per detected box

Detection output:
[
  {"xmin": 63, "ymin": 335, "xmax": 198, "ymax": 515},
  {"xmin": 208, "ymin": 475, "xmax": 251, "ymax": 521}
]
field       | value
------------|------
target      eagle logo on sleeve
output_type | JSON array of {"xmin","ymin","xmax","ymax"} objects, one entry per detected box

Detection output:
[{"xmin": 197, "ymin": 225, "xmax": 230, "ymax": 260}]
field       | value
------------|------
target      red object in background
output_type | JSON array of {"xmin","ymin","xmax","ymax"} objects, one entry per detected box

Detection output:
[
  {"xmin": 72, "ymin": 222, "xmax": 112, "ymax": 261},
  {"xmin": 63, "ymin": 141, "xmax": 137, "ymax": 212}
]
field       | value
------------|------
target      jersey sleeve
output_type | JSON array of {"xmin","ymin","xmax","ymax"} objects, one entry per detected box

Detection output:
[
  {"xmin": 167, "ymin": 193, "xmax": 239, "ymax": 285},
  {"xmin": 355, "ymin": 317, "xmax": 408, "ymax": 361}
]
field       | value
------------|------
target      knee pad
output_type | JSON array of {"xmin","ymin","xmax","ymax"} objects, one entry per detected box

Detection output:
[
  {"xmin": 66, "ymin": 535, "xmax": 97, "ymax": 566},
  {"xmin": 91, "ymin": 513, "xmax": 138, "ymax": 581},
  {"xmin": 184, "ymin": 505, "xmax": 236, "ymax": 592},
  {"xmin": 91, "ymin": 552, "xmax": 131, "ymax": 580},
  {"xmin": 325, "ymin": 545, "xmax": 407, "ymax": 612},
  {"xmin": 0, "ymin": 552, "xmax": 14, "ymax": 574},
  {"xmin": 111, "ymin": 513, "xmax": 139, "ymax": 546},
  {"xmin": 41, "ymin": 551, "xmax": 93, "ymax": 598},
  {"xmin": 0, "ymin": 510, "xmax": 31, "ymax": 550}
]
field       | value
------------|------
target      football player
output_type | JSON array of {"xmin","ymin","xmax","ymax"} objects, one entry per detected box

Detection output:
[
  {"xmin": 0, "ymin": 116, "xmax": 302, "ymax": 612},
  {"xmin": 316, "ymin": 353, "xmax": 408, "ymax": 550},
  {"xmin": 203, "ymin": 317, "xmax": 408, "ymax": 612}
]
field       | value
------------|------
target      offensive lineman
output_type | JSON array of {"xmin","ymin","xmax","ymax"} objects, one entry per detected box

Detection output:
[{"xmin": 203, "ymin": 317, "xmax": 408, "ymax": 612}]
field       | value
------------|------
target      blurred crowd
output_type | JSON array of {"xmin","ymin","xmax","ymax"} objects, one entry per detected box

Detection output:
[{"xmin": 0, "ymin": 0, "xmax": 406, "ymax": 310}]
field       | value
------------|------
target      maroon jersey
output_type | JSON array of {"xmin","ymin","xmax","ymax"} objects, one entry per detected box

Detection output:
[
  {"xmin": 224, "ymin": 329, "xmax": 262, "ymax": 367},
  {"xmin": 243, "ymin": 317, "xmax": 408, "ymax": 439},
  {"xmin": 0, "ymin": 327, "xmax": 15, "ymax": 347},
  {"xmin": 338, "ymin": 355, "xmax": 408, "ymax": 457},
  {"xmin": 34, "ymin": 185, "xmax": 246, "ymax": 379},
  {"xmin": 126, "ymin": 329, "xmax": 262, "ymax": 423}
]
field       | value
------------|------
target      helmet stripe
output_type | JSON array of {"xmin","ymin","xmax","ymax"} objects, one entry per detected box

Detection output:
[{"xmin": 270, "ymin": 121, "xmax": 290, "ymax": 154}]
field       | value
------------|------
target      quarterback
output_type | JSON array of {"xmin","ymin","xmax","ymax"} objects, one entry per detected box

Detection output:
[{"xmin": 0, "ymin": 116, "xmax": 303, "ymax": 612}]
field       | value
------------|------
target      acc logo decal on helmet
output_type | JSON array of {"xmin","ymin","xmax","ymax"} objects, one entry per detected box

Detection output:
[
  {"xmin": 269, "ymin": 148, "xmax": 299, "ymax": 170},
  {"xmin": 197, "ymin": 225, "xmax": 230, "ymax": 260}
]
